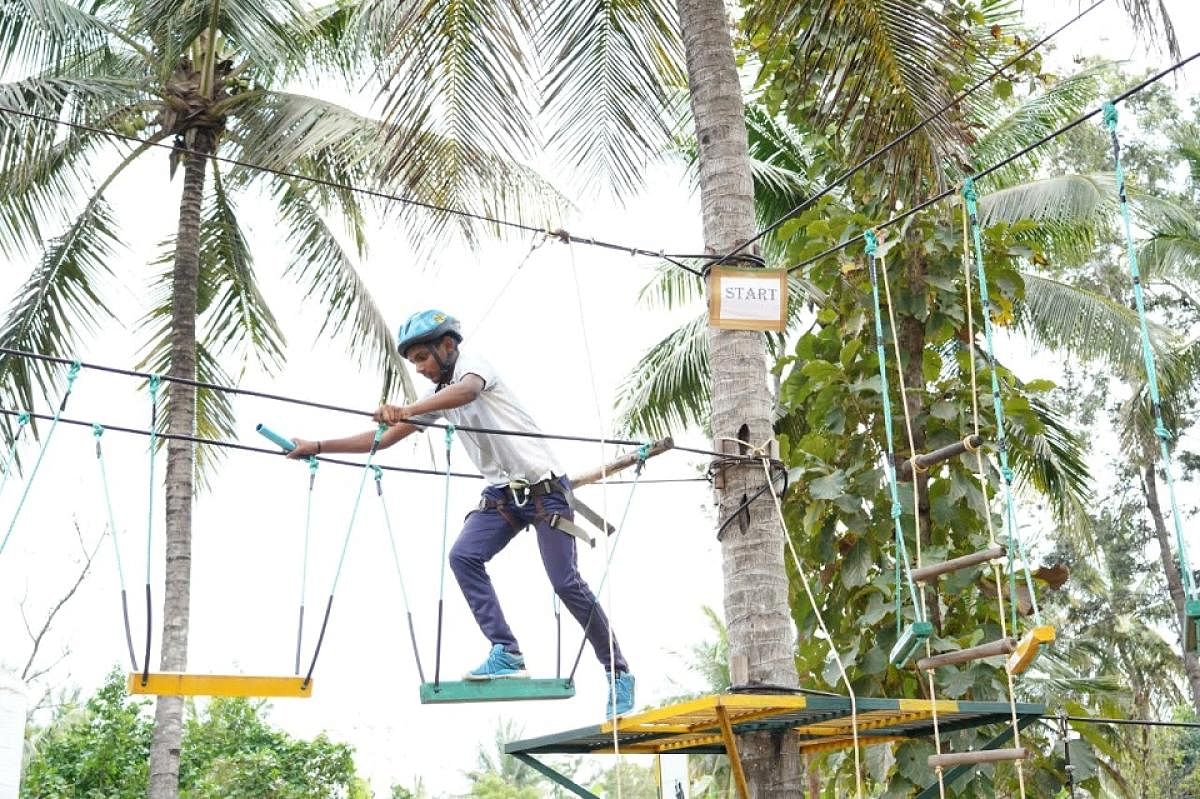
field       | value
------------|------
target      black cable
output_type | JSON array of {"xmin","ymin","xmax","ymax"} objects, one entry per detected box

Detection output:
[
  {"xmin": 0, "ymin": 347, "xmax": 744, "ymax": 460},
  {"xmin": 717, "ymin": 0, "xmax": 1109, "ymax": 267},
  {"xmin": 785, "ymin": 48, "xmax": 1200, "ymax": 276},
  {"xmin": 0, "ymin": 104, "xmax": 711, "ymax": 265},
  {"xmin": 1066, "ymin": 716, "xmax": 1200, "ymax": 730}
]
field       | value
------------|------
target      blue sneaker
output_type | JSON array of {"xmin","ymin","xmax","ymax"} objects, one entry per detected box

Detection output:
[
  {"xmin": 606, "ymin": 671, "xmax": 635, "ymax": 717},
  {"xmin": 464, "ymin": 644, "xmax": 528, "ymax": 681}
]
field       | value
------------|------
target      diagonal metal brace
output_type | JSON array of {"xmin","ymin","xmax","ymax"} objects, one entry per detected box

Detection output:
[{"xmin": 511, "ymin": 753, "xmax": 600, "ymax": 798}]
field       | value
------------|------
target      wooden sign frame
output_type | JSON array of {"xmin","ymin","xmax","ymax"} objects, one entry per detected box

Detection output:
[{"xmin": 707, "ymin": 265, "xmax": 788, "ymax": 332}]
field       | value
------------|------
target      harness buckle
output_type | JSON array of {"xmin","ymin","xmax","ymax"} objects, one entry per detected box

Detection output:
[{"xmin": 508, "ymin": 479, "xmax": 531, "ymax": 508}]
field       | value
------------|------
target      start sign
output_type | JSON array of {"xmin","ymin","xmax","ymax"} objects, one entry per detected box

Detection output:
[{"xmin": 707, "ymin": 265, "xmax": 787, "ymax": 332}]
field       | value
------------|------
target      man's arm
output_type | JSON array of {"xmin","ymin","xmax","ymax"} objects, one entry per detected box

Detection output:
[
  {"xmin": 287, "ymin": 422, "xmax": 414, "ymax": 459},
  {"xmin": 376, "ymin": 374, "xmax": 484, "ymax": 424}
]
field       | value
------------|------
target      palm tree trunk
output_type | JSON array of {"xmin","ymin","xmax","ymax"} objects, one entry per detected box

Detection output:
[
  {"xmin": 147, "ymin": 139, "xmax": 208, "ymax": 799},
  {"xmin": 677, "ymin": 0, "xmax": 802, "ymax": 794},
  {"xmin": 1141, "ymin": 464, "xmax": 1200, "ymax": 716}
]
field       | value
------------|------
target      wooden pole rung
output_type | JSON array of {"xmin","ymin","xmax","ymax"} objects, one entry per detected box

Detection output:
[
  {"xmin": 929, "ymin": 747, "xmax": 1028, "ymax": 769},
  {"xmin": 916, "ymin": 637, "xmax": 1016, "ymax": 671},
  {"xmin": 912, "ymin": 545, "xmax": 1006, "ymax": 582},
  {"xmin": 898, "ymin": 435, "xmax": 984, "ymax": 480}
]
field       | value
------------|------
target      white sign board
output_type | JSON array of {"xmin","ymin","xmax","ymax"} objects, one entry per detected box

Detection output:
[{"xmin": 707, "ymin": 266, "xmax": 787, "ymax": 331}]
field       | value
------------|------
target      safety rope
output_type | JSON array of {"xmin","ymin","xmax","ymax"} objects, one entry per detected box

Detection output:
[
  {"xmin": 93, "ymin": 424, "xmax": 138, "ymax": 672},
  {"xmin": 872, "ymin": 239, "xmax": 947, "ymax": 798},
  {"xmin": 140, "ymin": 375, "xmax": 159, "ymax": 685},
  {"xmin": 567, "ymin": 444, "xmax": 650, "ymax": 682},
  {"xmin": 962, "ymin": 179, "xmax": 1041, "ymax": 630},
  {"xmin": 564, "ymin": 234, "xmax": 623, "ymax": 787},
  {"xmin": 760, "ymin": 454, "xmax": 863, "ymax": 798},
  {"xmin": 472, "ymin": 234, "xmax": 549, "ymax": 336},
  {"xmin": 294, "ymin": 455, "xmax": 319, "ymax": 675},
  {"xmin": 0, "ymin": 411, "xmax": 29, "ymax": 500},
  {"xmin": 301, "ymin": 424, "xmax": 386, "ymax": 689},
  {"xmin": 959, "ymin": 200, "xmax": 1029, "ymax": 799},
  {"xmin": 1103, "ymin": 101, "xmax": 1197, "ymax": 603},
  {"xmin": 863, "ymin": 233, "xmax": 924, "ymax": 632},
  {"xmin": 433, "ymin": 424, "xmax": 455, "ymax": 688},
  {"xmin": 373, "ymin": 465, "xmax": 427, "ymax": 684},
  {"xmin": 0, "ymin": 360, "xmax": 80, "ymax": 557}
]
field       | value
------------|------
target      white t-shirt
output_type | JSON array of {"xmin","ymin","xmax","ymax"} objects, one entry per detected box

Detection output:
[{"xmin": 414, "ymin": 351, "xmax": 562, "ymax": 486}]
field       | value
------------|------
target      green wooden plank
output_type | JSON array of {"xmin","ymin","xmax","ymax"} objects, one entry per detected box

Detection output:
[{"xmin": 420, "ymin": 679, "xmax": 575, "ymax": 704}]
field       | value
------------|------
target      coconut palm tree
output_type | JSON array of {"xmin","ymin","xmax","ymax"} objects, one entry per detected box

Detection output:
[{"xmin": 0, "ymin": 3, "xmax": 557, "ymax": 797}]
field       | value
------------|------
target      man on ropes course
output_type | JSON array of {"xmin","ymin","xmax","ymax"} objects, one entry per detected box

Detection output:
[{"xmin": 288, "ymin": 309, "xmax": 635, "ymax": 716}]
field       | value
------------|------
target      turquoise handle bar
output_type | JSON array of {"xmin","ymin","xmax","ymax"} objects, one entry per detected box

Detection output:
[{"xmin": 256, "ymin": 424, "xmax": 296, "ymax": 452}]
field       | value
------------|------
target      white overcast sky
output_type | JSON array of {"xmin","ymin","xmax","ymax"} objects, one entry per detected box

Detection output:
[{"xmin": 0, "ymin": 1, "xmax": 1198, "ymax": 795}]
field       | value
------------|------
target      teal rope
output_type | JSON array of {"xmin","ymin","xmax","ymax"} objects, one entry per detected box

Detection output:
[
  {"xmin": 1104, "ymin": 102, "xmax": 1197, "ymax": 600},
  {"xmin": 328, "ymin": 425, "xmax": 386, "ymax": 594},
  {"xmin": 373, "ymin": 465, "xmax": 413, "ymax": 613},
  {"xmin": 0, "ymin": 361, "xmax": 80, "ymax": 557},
  {"xmin": 0, "ymin": 412, "xmax": 31, "ymax": 499},
  {"xmin": 437, "ymin": 425, "xmax": 456, "ymax": 601},
  {"xmin": 299, "ymin": 456, "xmax": 319, "ymax": 614},
  {"xmin": 145, "ymin": 375, "xmax": 160, "ymax": 584},
  {"xmin": 962, "ymin": 179, "xmax": 1041, "ymax": 629},
  {"xmin": 93, "ymin": 425, "xmax": 127, "ymax": 590},
  {"xmin": 863, "ymin": 232, "xmax": 924, "ymax": 629}
]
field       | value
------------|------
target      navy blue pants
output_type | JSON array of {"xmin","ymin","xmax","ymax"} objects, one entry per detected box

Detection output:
[{"xmin": 448, "ymin": 477, "xmax": 629, "ymax": 673}]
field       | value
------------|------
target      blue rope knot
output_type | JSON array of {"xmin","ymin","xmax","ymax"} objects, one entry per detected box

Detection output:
[
  {"xmin": 1102, "ymin": 101, "xmax": 1118, "ymax": 131},
  {"xmin": 148, "ymin": 374, "xmax": 161, "ymax": 397},
  {"xmin": 864, "ymin": 229, "xmax": 879, "ymax": 256},
  {"xmin": 961, "ymin": 178, "xmax": 978, "ymax": 204},
  {"xmin": 1001, "ymin": 466, "xmax": 1014, "ymax": 483},
  {"xmin": 444, "ymin": 424, "xmax": 456, "ymax": 447},
  {"xmin": 891, "ymin": 502, "xmax": 902, "ymax": 519},
  {"xmin": 67, "ymin": 360, "xmax": 81, "ymax": 383},
  {"xmin": 92, "ymin": 423, "xmax": 104, "ymax": 438},
  {"xmin": 309, "ymin": 455, "xmax": 320, "ymax": 473},
  {"xmin": 17, "ymin": 412, "xmax": 29, "ymax": 426},
  {"xmin": 637, "ymin": 443, "xmax": 650, "ymax": 461},
  {"xmin": 371, "ymin": 465, "xmax": 382, "ymax": 481},
  {"xmin": 1155, "ymin": 424, "xmax": 1171, "ymax": 441}
]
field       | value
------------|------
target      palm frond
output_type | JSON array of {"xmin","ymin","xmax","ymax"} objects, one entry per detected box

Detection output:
[
  {"xmin": 538, "ymin": 0, "xmax": 685, "ymax": 196},
  {"xmin": 372, "ymin": 0, "xmax": 537, "ymax": 168},
  {"xmin": 229, "ymin": 89, "xmax": 565, "ymax": 254},
  {"xmin": 614, "ymin": 312, "xmax": 708, "ymax": 438},
  {"xmin": 0, "ymin": 196, "xmax": 117, "ymax": 426},
  {"xmin": 1119, "ymin": 336, "xmax": 1200, "ymax": 458},
  {"xmin": 0, "ymin": 0, "xmax": 115, "ymax": 72},
  {"xmin": 1115, "ymin": 0, "xmax": 1179, "ymax": 58},
  {"xmin": 971, "ymin": 65, "xmax": 1111, "ymax": 185},
  {"xmin": 199, "ymin": 166, "xmax": 285, "ymax": 375},
  {"xmin": 1005, "ymin": 394, "xmax": 1092, "ymax": 528},
  {"xmin": 744, "ymin": 0, "xmax": 1019, "ymax": 195},
  {"xmin": 1139, "ymin": 222, "xmax": 1200, "ymax": 287},
  {"xmin": 274, "ymin": 178, "xmax": 415, "ymax": 402},
  {"xmin": 1016, "ymin": 272, "xmax": 1179, "ymax": 377},
  {"xmin": 130, "ymin": 0, "xmax": 313, "ymax": 76}
]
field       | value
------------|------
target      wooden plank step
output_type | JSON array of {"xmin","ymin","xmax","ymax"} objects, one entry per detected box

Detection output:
[
  {"xmin": 912, "ymin": 545, "xmax": 1006, "ymax": 583},
  {"xmin": 128, "ymin": 672, "xmax": 312, "ymax": 698},
  {"xmin": 916, "ymin": 637, "xmax": 1016, "ymax": 671},
  {"xmin": 898, "ymin": 435, "xmax": 984, "ymax": 480},
  {"xmin": 420, "ymin": 678, "xmax": 575, "ymax": 704},
  {"xmin": 1007, "ymin": 625, "xmax": 1056, "ymax": 675},
  {"xmin": 928, "ymin": 747, "xmax": 1028, "ymax": 769}
]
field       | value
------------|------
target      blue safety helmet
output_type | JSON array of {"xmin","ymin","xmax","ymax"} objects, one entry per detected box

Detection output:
[{"xmin": 396, "ymin": 309, "xmax": 462, "ymax": 357}]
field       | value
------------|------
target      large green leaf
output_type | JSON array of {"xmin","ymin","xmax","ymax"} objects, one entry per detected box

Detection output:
[
  {"xmin": 0, "ymin": 0, "xmax": 116, "ymax": 72},
  {"xmin": 615, "ymin": 312, "xmax": 708, "ymax": 438}
]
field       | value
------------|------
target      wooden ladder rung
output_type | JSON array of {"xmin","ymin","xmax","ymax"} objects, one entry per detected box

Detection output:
[
  {"xmin": 898, "ymin": 435, "xmax": 984, "ymax": 480},
  {"xmin": 916, "ymin": 637, "xmax": 1016, "ymax": 671},
  {"xmin": 929, "ymin": 747, "xmax": 1028, "ymax": 769},
  {"xmin": 912, "ymin": 545, "xmax": 1006, "ymax": 583}
]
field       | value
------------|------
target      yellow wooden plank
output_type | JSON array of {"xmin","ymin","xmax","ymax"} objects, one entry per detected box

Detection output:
[
  {"xmin": 799, "ymin": 735, "xmax": 905, "ymax": 756},
  {"xmin": 898, "ymin": 698, "xmax": 959, "ymax": 713},
  {"xmin": 602, "ymin": 695, "xmax": 720, "ymax": 733},
  {"xmin": 128, "ymin": 672, "xmax": 312, "ymax": 698},
  {"xmin": 716, "ymin": 705, "xmax": 750, "ymax": 799}
]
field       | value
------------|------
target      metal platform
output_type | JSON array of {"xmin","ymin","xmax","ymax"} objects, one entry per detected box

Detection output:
[{"xmin": 504, "ymin": 692, "xmax": 1044, "ymax": 799}]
